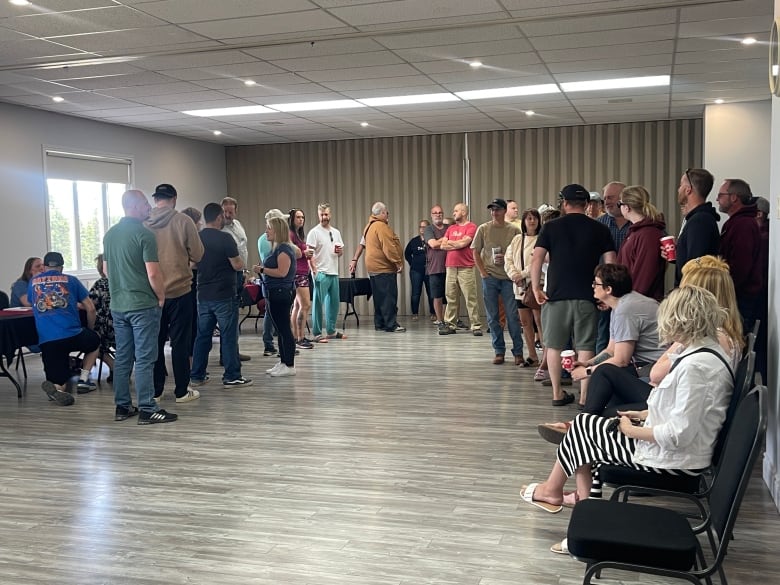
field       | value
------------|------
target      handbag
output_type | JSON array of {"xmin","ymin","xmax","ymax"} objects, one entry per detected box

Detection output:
[{"xmin": 519, "ymin": 233, "xmax": 541, "ymax": 310}]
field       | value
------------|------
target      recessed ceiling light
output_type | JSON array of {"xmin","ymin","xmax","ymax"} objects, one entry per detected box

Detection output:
[
  {"xmin": 182, "ymin": 105, "xmax": 275, "ymax": 117},
  {"xmin": 560, "ymin": 75, "xmax": 670, "ymax": 92},
  {"xmin": 213, "ymin": 130, "xmax": 222, "ymax": 136},
  {"xmin": 244, "ymin": 80, "xmax": 256, "ymax": 86},
  {"xmin": 455, "ymin": 84, "xmax": 560, "ymax": 100},
  {"xmin": 714, "ymin": 98, "xmax": 725, "ymax": 104},
  {"xmin": 360, "ymin": 122, "xmax": 369, "ymax": 127},
  {"xmin": 10, "ymin": 0, "xmax": 31, "ymax": 6},
  {"xmin": 52, "ymin": 96, "xmax": 64, "ymax": 103},
  {"xmin": 741, "ymin": 37, "xmax": 757, "ymax": 45},
  {"xmin": 526, "ymin": 110, "xmax": 535, "ymax": 116},
  {"xmin": 267, "ymin": 100, "xmax": 365, "ymax": 112},
  {"xmin": 359, "ymin": 93, "xmax": 460, "ymax": 107},
  {"xmin": 470, "ymin": 61, "xmax": 483, "ymax": 68}
]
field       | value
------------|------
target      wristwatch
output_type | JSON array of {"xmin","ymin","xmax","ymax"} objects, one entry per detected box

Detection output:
[{"xmin": 585, "ymin": 366, "xmax": 592, "ymax": 376}]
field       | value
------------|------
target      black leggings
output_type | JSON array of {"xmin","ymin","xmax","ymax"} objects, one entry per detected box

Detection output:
[
  {"xmin": 583, "ymin": 363, "xmax": 652, "ymax": 417},
  {"xmin": 40, "ymin": 328, "xmax": 100, "ymax": 385},
  {"xmin": 266, "ymin": 286, "xmax": 295, "ymax": 367}
]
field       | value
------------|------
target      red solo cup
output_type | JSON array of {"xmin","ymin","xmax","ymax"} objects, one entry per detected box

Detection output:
[
  {"xmin": 334, "ymin": 244, "xmax": 343, "ymax": 254},
  {"xmin": 660, "ymin": 236, "xmax": 676, "ymax": 261},
  {"xmin": 561, "ymin": 350, "xmax": 576, "ymax": 372}
]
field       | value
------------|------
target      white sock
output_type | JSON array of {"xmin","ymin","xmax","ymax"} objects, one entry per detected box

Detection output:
[{"xmin": 80, "ymin": 369, "xmax": 90, "ymax": 381}]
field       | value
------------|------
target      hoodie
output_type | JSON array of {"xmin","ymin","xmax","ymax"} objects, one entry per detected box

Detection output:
[
  {"xmin": 363, "ymin": 215, "xmax": 403, "ymax": 274},
  {"xmin": 145, "ymin": 207, "xmax": 204, "ymax": 298},
  {"xmin": 617, "ymin": 217, "xmax": 667, "ymax": 301},
  {"xmin": 720, "ymin": 203, "xmax": 762, "ymax": 298},
  {"xmin": 674, "ymin": 202, "xmax": 720, "ymax": 285}
]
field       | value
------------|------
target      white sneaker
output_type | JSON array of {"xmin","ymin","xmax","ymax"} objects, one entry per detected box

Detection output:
[
  {"xmin": 270, "ymin": 364, "xmax": 296, "ymax": 377},
  {"xmin": 175, "ymin": 388, "xmax": 200, "ymax": 403},
  {"xmin": 265, "ymin": 361, "xmax": 282, "ymax": 374}
]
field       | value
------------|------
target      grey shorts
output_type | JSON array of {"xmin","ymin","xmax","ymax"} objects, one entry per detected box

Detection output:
[
  {"xmin": 542, "ymin": 299, "xmax": 598, "ymax": 350},
  {"xmin": 428, "ymin": 272, "xmax": 446, "ymax": 299}
]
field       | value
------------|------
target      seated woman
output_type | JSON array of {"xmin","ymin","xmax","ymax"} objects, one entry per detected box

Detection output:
[
  {"xmin": 538, "ymin": 264, "xmax": 664, "ymax": 442},
  {"xmin": 10, "ymin": 257, "xmax": 44, "ymax": 307},
  {"xmin": 522, "ymin": 285, "xmax": 734, "ymax": 514},
  {"xmin": 88, "ymin": 254, "xmax": 115, "ymax": 380}
]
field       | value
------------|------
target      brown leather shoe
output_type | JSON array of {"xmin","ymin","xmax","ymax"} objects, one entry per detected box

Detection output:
[
  {"xmin": 493, "ymin": 354, "xmax": 505, "ymax": 365},
  {"xmin": 514, "ymin": 355, "xmax": 523, "ymax": 366}
]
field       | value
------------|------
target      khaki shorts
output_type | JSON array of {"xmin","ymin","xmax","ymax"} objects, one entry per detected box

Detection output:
[{"xmin": 542, "ymin": 299, "xmax": 598, "ymax": 350}]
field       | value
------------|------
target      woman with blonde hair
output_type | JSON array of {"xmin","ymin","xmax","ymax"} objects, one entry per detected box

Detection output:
[
  {"xmin": 254, "ymin": 215, "xmax": 298, "ymax": 377},
  {"xmin": 616, "ymin": 185, "xmax": 666, "ymax": 301},
  {"xmin": 506, "ymin": 208, "xmax": 543, "ymax": 366},
  {"xmin": 523, "ymin": 285, "xmax": 734, "ymax": 514}
]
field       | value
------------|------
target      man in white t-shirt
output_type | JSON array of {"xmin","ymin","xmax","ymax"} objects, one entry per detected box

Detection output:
[{"xmin": 306, "ymin": 203, "xmax": 345, "ymax": 341}]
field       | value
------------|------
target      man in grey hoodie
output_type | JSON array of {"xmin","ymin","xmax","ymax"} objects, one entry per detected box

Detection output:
[{"xmin": 145, "ymin": 184, "xmax": 204, "ymax": 403}]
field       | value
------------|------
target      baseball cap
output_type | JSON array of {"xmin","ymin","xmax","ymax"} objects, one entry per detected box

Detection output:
[
  {"xmin": 755, "ymin": 196, "xmax": 770, "ymax": 215},
  {"xmin": 537, "ymin": 203, "xmax": 555, "ymax": 214},
  {"xmin": 43, "ymin": 251, "xmax": 64, "ymax": 268},
  {"xmin": 589, "ymin": 192, "xmax": 603, "ymax": 201},
  {"xmin": 153, "ymin": 183, "xmax": 177, "ymax": 199},
  {"xmin": 559, "ymin": 184, "xmax": 590, "ymax": 202},
  {"xmin": 487, "ymin": 198, "xmax": 508, "ymax": 210},
  {"xmin": 264, "ymin": 208, "xmax": 289, "ymax": 220}
]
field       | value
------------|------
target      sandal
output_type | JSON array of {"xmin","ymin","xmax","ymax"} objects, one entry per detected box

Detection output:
[
  {"xmin": 522, "ymin": 357, "xmax": 540, "ymax": 368},
  {"xmin": 537, "ymin": 421, "xmax": 571, "ymax": 444},
  {"xmin": 534, "ymin": 367, "xmax": 550, "ymax": 382}
]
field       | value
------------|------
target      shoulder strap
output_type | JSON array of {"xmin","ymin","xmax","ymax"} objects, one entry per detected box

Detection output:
[
  {"xmin": 520, "ymin": 233, "xmax": 526, "ymax": 270},
  {"xmin": 362, "ymin": 219, "xmax": 379, "ymax": 240},
  {"xmin": 669, "ymin": 347, "xmax": 735, "ymax": 383}
]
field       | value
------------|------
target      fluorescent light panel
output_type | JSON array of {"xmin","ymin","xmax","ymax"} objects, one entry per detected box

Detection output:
[
  {"xmin": 456, "ymin": 84, "xmax": 559, "ymax": 100},
  {"xmin": 359, "ymin": 93, "xmax": 460, "ymax": 106},
  {"xmin": 182, "ymin": 105, "xmax": 275, "ymax": 117},
  {"xmin": 561, "ymin": 75, "xmax": 670, "ymax": 92},
  {"xmin": 267, "ymin": 100, "xmax": 364, "ymax": 112}
]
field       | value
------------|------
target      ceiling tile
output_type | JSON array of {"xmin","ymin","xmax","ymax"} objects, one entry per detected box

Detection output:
[
  {"xmin": 178, "ymin": 11, "xmax": 351, "ymax": 40},
  {"xmin": 131, "ymin": 0, "xmax": 318, "ymax": 23},
  {"xmin": 10, "ymin": 7, "xmax": 167, "ymax": 38},
  {"xmin": 49, "ymin": 26, "xmax": 211, "ymax": 52}
]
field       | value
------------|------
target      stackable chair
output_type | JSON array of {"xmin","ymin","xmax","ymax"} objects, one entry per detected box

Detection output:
[{"xmin": 566, "ymin": 385, "xmax": 767, "ymax": 585}]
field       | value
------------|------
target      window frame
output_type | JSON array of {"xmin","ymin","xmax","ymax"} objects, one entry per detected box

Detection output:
[{"xmin": 42, "ymin": 147, "xmax": 134, "ymax": 279}]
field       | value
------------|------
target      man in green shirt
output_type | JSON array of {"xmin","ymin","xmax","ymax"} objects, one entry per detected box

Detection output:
[{"xmin": 103, "ymin": 190, "xmax": 177, "ymax": 425}]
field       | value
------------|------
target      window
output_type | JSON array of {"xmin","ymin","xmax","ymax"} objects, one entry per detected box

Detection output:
[{"xmin": 44, "ymin": 151, "xmax": 132, "ymax": 274}]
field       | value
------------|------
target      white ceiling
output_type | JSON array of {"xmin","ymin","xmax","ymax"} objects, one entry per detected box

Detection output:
[{"xmin": 0, "ymin": 0, "xmax": 773, "ymax": 144}]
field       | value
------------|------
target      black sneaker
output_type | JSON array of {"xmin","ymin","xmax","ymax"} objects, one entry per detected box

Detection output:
[
  {"xmin": 263, "ymin": 347, "xmax": 277, "ymax": 356},
  {"xmin": 456, "ymin": 320, "xmax": 468, "ymax": 330},
  {"xmin": 239, "ymin": 353, "xmax": 251, "ymax": 362},
  {"xmin": 137, "ymin": 409, "xmax": 178, "ymax": 425},
  {"xmin": 472, "ymin": 329, "xmax": 483, "ymax": 336},
  {"xmin": 76, "ymin": 378, "xmax": 97, "ymax": 394},
  {"xmin": 438, "ymin": 324, "xmax": 456, "ymax": 335},
  {"xmin": 42, "ymin": 381, "xmax": 75, "ymax": 406},
  {"xmin": 115, "ymin": 405, "xmax": 139, "ymax": 421}
]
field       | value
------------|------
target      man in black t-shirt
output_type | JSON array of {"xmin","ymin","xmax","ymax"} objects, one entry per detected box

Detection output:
[
  {"xmin": 530, "ymin": 184, "xmax": 616, "ymax": 407},
  {"xmin": 190, "ymin": 203, "xmax": 252, "ymax": 388},
  {"xmin": 424, "ymin": 204, "xmax": 448, "ymax": 325}
]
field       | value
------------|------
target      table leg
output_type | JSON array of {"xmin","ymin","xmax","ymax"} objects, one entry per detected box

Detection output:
[{"xmin": 1, "ymin": 357, "xmax": 23, "ymax": 398}]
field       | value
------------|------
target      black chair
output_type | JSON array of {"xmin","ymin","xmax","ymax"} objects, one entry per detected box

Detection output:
[
  {"xmin": 599, "ymin": 350, "xmax": 755, "ymax": 498},
  {"xmin": 0, "ymin": 291, "xmax": 9, "ymax": 309},
  {"xmin": 566, "ymin": 385, "xmax": 767, "ymax": 585}
]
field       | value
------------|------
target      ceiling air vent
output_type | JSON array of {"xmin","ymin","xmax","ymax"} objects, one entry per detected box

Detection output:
[
  {"xmin": 607, "ymin": 98, "xmax": 634, "ymax": 103},
  {"xmin": 261, "ymin": 121, "xmax": 285, "ymax": 125}
]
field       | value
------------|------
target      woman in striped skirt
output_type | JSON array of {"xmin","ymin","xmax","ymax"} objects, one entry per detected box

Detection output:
[{"xmin": 521, "ymin": 285, "xmax": 734, "ymax": 513}]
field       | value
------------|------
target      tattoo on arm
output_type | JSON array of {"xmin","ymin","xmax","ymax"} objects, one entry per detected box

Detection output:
[{"xmin": 591, "ymin": 351, "xmax": 613, "ymax": 366}]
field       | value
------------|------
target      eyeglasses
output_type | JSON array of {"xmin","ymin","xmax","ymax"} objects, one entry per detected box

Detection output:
[
  {"xmin": 617, "ymin": 201, "xmax": 627, "ymax": 207},
  {"xmin": 684, "ymin": 167, "xmax": 693, "ymax": 188},
  {"xmin": 592, "ymin": 281, "xmax": 607, "ymax": 288},
  {"xmin": 329, "ymin": 232, "xmax": 333, "ymax": 242}
]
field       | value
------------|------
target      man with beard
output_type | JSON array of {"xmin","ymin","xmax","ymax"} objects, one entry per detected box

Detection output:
[
  {"xmin": 665, "ymin": 168, "xmax": 720, "ymax": 286},
  {"xmin": 424, "ymin": 204, "xmax": 448, "ymax": 325}
]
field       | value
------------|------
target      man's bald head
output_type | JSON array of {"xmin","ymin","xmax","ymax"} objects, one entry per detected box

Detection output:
[{"xmin": 122, "ymin": 189, "xmax": 151, "ymax": 220}]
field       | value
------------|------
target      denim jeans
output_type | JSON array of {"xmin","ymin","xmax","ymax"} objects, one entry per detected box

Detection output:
[
  {"xmin": 154, "ymin": 294, "xmax": 193, "ymax": 399},
  {"xmin": 112, "ymin": 305, "xmax": 161, "ymax": 413},
  {"xmin": 370, "ymin": 272, "xmax": 399, "ymax": 331},
  {"xmin": 409, "ymin": 269, "xmax": 433, "ymax": 315},
  {"xmin": 311, "ymin": 272, "xmax": 340, "ymax": 335},
  {"xmin": 482, "ymin": 276, "xmax": 523, "ymax": 356},
  {"xmin": 192, "ymin": 297, "xmax": 241, "ymax": 382}
]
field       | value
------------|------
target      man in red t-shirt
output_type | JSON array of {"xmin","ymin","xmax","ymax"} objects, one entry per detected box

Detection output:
[{"xmin": 438, "ymin": 203, "xmax": 482, "ymax": 335}]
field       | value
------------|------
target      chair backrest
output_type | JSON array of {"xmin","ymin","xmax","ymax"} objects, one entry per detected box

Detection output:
[
  {"xmin": 0, "ymin": 290, "xmax": 9, "ymax": 310},
  {"xmin": 708, "ymin": 386, "xmax": 767, "ymax": 559},
  {"xmin": 711, "ymin": 350, "xmax": 755, "ymax": 467}
]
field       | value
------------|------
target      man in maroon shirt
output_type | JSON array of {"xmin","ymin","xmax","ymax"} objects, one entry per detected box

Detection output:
[{"xmin": 716, "ymin": 178, "xmax": 761, "ymax": 332}]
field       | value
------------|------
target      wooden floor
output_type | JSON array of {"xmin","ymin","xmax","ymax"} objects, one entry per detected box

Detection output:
[{"xmin": 1, "ymin": 317, "xmax": 777, "ymax": 584}]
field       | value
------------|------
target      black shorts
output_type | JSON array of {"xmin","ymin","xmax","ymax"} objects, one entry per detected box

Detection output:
[{"xmin": 428, "ymin": 272, "xmax": 446, "ymax": 298}]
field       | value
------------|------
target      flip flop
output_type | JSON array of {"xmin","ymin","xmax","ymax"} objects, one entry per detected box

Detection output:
[
  {"xmin": 537, "ymin": 421, "xmax": 571, "ymax": 444},
  {"xmin": 522, "ymin": 357, "xmax": 540, "ymax": 368},
  {"xmin": 562, "ymin": 491, "xmax": 579, "ymax": 508},
  {"xmin": 520, "ymin": 483, "xmax": 562, "ymax": 514},
  {"xmin": 550, "ymin": 538, "xmax": 569, "ymax": 555}
]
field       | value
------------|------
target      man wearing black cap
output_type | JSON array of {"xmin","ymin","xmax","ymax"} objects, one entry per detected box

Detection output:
[
  {"xmin": 530, "ymin": 184, "xmax": 616, "ymax": 407},
  {"xmin": 28, "ymin": 251, "xmax": 100, "ymax": 405},
  {"xmin": 472, "ymin": 198, "xmax": 523, "ymax": 364},
  {"xmin": 145, "ymin": 183, "xmax": 204, "ymax": 404}
]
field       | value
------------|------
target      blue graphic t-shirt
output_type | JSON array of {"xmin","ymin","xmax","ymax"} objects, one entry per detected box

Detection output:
[{"xmin": 28, "ymin": 270, "xmax": 88, "ymax": 344}]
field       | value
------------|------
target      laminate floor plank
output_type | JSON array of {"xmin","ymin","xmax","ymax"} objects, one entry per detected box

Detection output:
[{"xmin": 0, "ymin": 319, "xmax": 777, "ymax": 584}]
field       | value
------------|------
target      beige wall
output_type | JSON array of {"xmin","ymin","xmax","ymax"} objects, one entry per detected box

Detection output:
[{"xmin": 227, "ymin": 119, "xmax": 702, "ymax": 317}]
